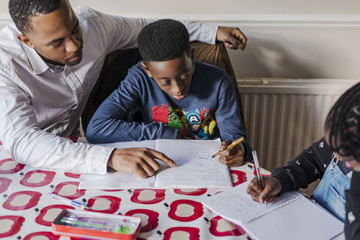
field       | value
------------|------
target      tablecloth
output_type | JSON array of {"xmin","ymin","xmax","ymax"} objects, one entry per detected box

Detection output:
[{"xmin": 0, "ymin": 139, "xmax": 268, "ymax": 240}]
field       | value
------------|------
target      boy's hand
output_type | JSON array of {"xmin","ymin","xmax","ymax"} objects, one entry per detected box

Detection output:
[
  {"xmin": 218, "ymin": 140, "xmax": 245, "ymax": 167},
  {"xmin": 107, "ymin": 148, "xmax": 176, "ymax": 178},
  {"xmin": 216, "ymin": 27, "xmax": 247, "ymax": 50},
  {"xmin": 247, "ymin": 176, "xmax": 282, "ymax": 204}
]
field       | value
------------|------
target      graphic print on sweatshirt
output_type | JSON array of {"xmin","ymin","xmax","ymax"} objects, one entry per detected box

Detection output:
[{"xmin": 151, "ymin": 104, "xmax": 216, "ymax": 139}]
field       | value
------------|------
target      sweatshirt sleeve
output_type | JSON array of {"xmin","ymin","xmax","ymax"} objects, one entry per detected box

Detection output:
[
  {"xmin": 271, "ymin": 138, "xmax": 332, "ymax": 193},
  {"xmin": 215, "ymin": 74, "xmax": 252, "ymax": 161},
  {"xmin": 86, "ymin": 65, "xmax": 178, "ymax": 143}
]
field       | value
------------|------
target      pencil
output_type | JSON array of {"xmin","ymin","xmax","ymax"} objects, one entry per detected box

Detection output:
[{"xmin": 211, "ymin": 137, "xmax": 245, "ymax": 158}]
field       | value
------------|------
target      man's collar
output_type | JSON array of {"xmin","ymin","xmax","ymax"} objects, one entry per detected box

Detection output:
[{"xmin": 21, "ymin": 42, "xmax": 59, "ymax": 74}]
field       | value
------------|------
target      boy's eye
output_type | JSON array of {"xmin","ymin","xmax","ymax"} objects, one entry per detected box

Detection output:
[
  {"xmin": 160, "ymin": 80, "xmax": 171, "ymax": 86},
  {"xmin": 181, "ymin": 73, "xmax": 190, "ymax": 80}
]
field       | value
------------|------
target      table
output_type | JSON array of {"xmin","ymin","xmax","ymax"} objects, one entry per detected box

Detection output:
[{"xmin": 0, "ymin": 138, "xmax": 268, "ymax": 240}]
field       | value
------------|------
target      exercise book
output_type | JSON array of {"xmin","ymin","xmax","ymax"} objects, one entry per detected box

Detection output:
[
  {"xmin": 79, "ymin": 139, "xmax": 232, "ymax": 189},
  {"xmin": 202, "ymin": 181, "xmax": 344, "ymax": 240}
]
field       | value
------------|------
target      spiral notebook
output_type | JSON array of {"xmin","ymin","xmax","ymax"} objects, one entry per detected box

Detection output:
[{"xmin": 202, "ymin": 181, "xmax": 344, "ymax": 240}]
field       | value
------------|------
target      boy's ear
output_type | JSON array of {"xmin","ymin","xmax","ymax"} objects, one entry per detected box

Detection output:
[
  {"xmin": 17, "ymin": 34, "xmax": 35, "ymax": 49},
  {"xmin": 140, "ymin": 61, "xmax": 153, "ymax": 78}
]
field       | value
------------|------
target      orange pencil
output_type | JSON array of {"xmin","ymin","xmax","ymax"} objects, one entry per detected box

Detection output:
[{"xmin": 211, "ymin": 137, "xmax": 245, "ymax": 158}]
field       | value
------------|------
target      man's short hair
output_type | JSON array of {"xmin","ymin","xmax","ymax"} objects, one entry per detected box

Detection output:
[
  {"xmin": 137, "ymin": 19, "xmax": 191, "ymax": 62},
  {"xmin": 326, "ymin": 82, "xmax": 360, "ymax": 162},
  {"xmin": 9, "ymin": 0, "xmax": 62, "ymax": 33}
]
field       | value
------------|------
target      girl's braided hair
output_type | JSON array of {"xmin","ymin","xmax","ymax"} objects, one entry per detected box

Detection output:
[{"xmin": 325, "ymin": 82, "xmax": 360, "ymax": 162}]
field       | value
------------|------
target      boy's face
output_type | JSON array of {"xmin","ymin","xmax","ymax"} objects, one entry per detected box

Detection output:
[
  {"xmin": 141, "ymin": 51, "xmax": 194, "ymax": 100},
  {"xmin": 17, "ymin": 0, "xmax": 83, "ymax": 66}
]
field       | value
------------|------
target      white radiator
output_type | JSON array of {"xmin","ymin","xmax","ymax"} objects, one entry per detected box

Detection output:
[{"xmin": 237, "ymin": 79, "xmax": 359, "ymax": 171}]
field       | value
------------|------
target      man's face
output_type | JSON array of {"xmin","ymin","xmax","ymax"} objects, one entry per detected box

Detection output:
[
  {"xmin": 141, "ymin": 51, "xmax": 193, "ymax": 100},
  {"xmin": 18, "ymin": 0, "xmax": 83, "ymax": 66}
]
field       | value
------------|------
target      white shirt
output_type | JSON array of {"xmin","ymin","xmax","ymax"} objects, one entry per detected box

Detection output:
[{"xmin": 0, "ymin": 6, "xmax": 218, "ymax": 174}]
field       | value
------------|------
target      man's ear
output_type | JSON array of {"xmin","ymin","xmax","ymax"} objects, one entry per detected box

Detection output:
[
  {"xmin": 17, "ymin": 34, "xmax": 35, "ymax": 49},
  {"xmin": 140, "ymin": 61, "xmax": 153, "ymax": 78}
]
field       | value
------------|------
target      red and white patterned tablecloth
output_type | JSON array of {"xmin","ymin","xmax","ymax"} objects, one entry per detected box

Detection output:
[{"xmin": 0, "ymin": 139, "xmax": 268, "ymax": 240}]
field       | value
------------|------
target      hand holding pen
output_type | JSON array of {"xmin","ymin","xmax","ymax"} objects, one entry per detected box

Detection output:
[
  {"xmin": 247, "ymin": 151, "xmax": 282, "ymax": 205},
  {"xmin": 212, "ymin": 137, "xmax": 246, "ymax": 167}
]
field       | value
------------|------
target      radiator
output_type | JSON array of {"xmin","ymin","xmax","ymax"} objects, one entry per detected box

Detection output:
[{"xmin": 237, "ymin": 79, "xmax": 359, "ymax": 171}]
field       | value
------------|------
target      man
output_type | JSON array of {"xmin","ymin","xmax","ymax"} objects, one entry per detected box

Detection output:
[
  {"xmin": 86, "ymin": 19, "xmax": 251, "ymax": 166},
  {"xmin": 247, "ymin": 82, "xmax": 360, "ymax": 239},
  {"xmin": 0, "ymin": 0, "xmax": 247, "ymax": 178}
]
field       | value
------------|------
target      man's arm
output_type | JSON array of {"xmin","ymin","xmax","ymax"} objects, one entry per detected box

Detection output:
[
  {"xmin": 92, "ymin": 7, "xmax": 246, "ymax": 53},
  {"xmin": 0, "ymin": 71, "xmax": 113, "ymax": 173},
  {"xmin": 0, "ymin": 70, "xmax": 174, "ymax": 175}
]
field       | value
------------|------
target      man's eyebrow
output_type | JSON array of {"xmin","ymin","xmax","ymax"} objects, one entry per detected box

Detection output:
[{"xmin": 46, "ymin": 20, "xmax": 79, "ymax": 46}]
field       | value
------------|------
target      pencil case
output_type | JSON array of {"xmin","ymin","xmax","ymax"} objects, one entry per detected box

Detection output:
[{"xmin": 52, "ymin": 209, "xmax": 141, "ymax": 240}]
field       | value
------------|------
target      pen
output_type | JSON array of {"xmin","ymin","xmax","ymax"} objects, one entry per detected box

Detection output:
[
  {"xmin": 211, "ymin": 137, "xmax": 245, "ymax": 158},
  {"xmin": 252, "ymin": 150, "xmax": 267, "ymax": 206},
  {"xmin": 48, "ymin": 192, "xmax": 86, "ymax": 208}
]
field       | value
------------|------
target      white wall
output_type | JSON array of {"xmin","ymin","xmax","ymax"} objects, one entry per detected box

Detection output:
[{"xmin": 1, "ymin": 0, "xmax": 360, "ymax": 79}]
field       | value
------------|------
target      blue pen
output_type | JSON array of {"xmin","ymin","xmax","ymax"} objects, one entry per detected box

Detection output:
[{"xmin": 48, "ymin": 192, "xmax": 86, "ymax": 208}]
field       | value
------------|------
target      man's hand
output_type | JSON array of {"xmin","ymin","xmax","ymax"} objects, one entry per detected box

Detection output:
[
  {"xmin": 218, "ymin": 140, "xmax": 245, "ymax": 167},
  {"xmin": 216, "ymin": 27, "xmax": 247, "ymax": 50},
  {"xmin": 247, "ymin": 176, "xmax": 282, "ymax": 204},
  {"xmin": 107, "ymin": 148, "xmax": 176, "ymax": 178}
]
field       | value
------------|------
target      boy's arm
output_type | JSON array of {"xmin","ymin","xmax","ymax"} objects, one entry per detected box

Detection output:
[
  {"xmin": 271, "ymin": 137, "xmax": 332, "ymax": 193},
  {"xmin": 86, "ymin": 68, "xmax": 178, "ymax": 143},
  {"xmin": 215, "ymin": 75, "xmax": 252, "ymax": 162}
]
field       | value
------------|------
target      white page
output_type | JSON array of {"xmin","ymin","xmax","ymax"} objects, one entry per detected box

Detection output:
[
  {"xmin": 202, "ymin": 181, "xmax": 297, "ymax": 224},
  {"xmin": 80, "ymin": 139, "xmax": 231, "ymax": 189},
  {"xmin": 79, "ymin": 140, "xmax": 157, "ymax": 189},
  {"xmin": 154, "ymin": 139, "xmax": 232, "ymax": 188},
  {"xmin": 202, "ymin": 181, "xmax": 344, "ymax": 240}
]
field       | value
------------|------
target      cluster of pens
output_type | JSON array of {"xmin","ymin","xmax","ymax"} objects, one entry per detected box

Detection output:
[{"xmin": 60, "ymin": 212, "xmax": 133, "ymax": 234}]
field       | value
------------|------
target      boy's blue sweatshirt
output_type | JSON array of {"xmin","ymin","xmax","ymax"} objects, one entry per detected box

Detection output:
[{"xmin": 87, "ymin": 60, "xmax": 251, "ymax": 161}]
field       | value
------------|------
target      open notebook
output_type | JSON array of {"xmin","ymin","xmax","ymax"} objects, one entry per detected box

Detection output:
[
  {"xmin": 79, "ymin": 139, "xmax": 232, "ymax": 189},
  {"xmin": 202, "ymin": 181, "xmax": 344, "ymax": 240}
]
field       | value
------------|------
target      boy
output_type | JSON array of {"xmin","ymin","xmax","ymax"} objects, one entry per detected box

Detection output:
[
  {"xmin": 247, "ymin": 82, "xmax": 360, "ymax": 239},
  {"xmin": 86, "ymin": 19, "xmax": 252, "ymax": 166}
]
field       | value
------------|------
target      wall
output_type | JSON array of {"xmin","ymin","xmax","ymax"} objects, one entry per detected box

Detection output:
[{"xmin": 1, "ymin": 0, "xmax": 360, "ymax": 79}]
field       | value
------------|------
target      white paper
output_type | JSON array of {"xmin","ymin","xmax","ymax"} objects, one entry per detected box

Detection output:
[
  {"xmin": 202, "ymin": 181, "xmax": 344, "ymax": 240},
  {"xmin": 155, "ymin": 139, "xmax": 232, "ymax": 188},
  {"xmin": 79, "ymin": 139, "xmax": 232, "ymax": 189}
]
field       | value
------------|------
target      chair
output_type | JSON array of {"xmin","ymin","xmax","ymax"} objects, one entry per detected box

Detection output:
[{"xmin": 81, "ymin": 41, "xmax": 242, "ymax": 132}]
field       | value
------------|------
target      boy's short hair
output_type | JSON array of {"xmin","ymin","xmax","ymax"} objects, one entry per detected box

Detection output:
[
  {"xmin": 326, "ymin": 82, "xmax": 360, "ymax": 162},
  {"xmin": 137, "ymin": 19, "xmax": 191, "ymax": 62},
  {"xmin": 9, "ymin": 0, "xmax": 61, "ymax": 33}
]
